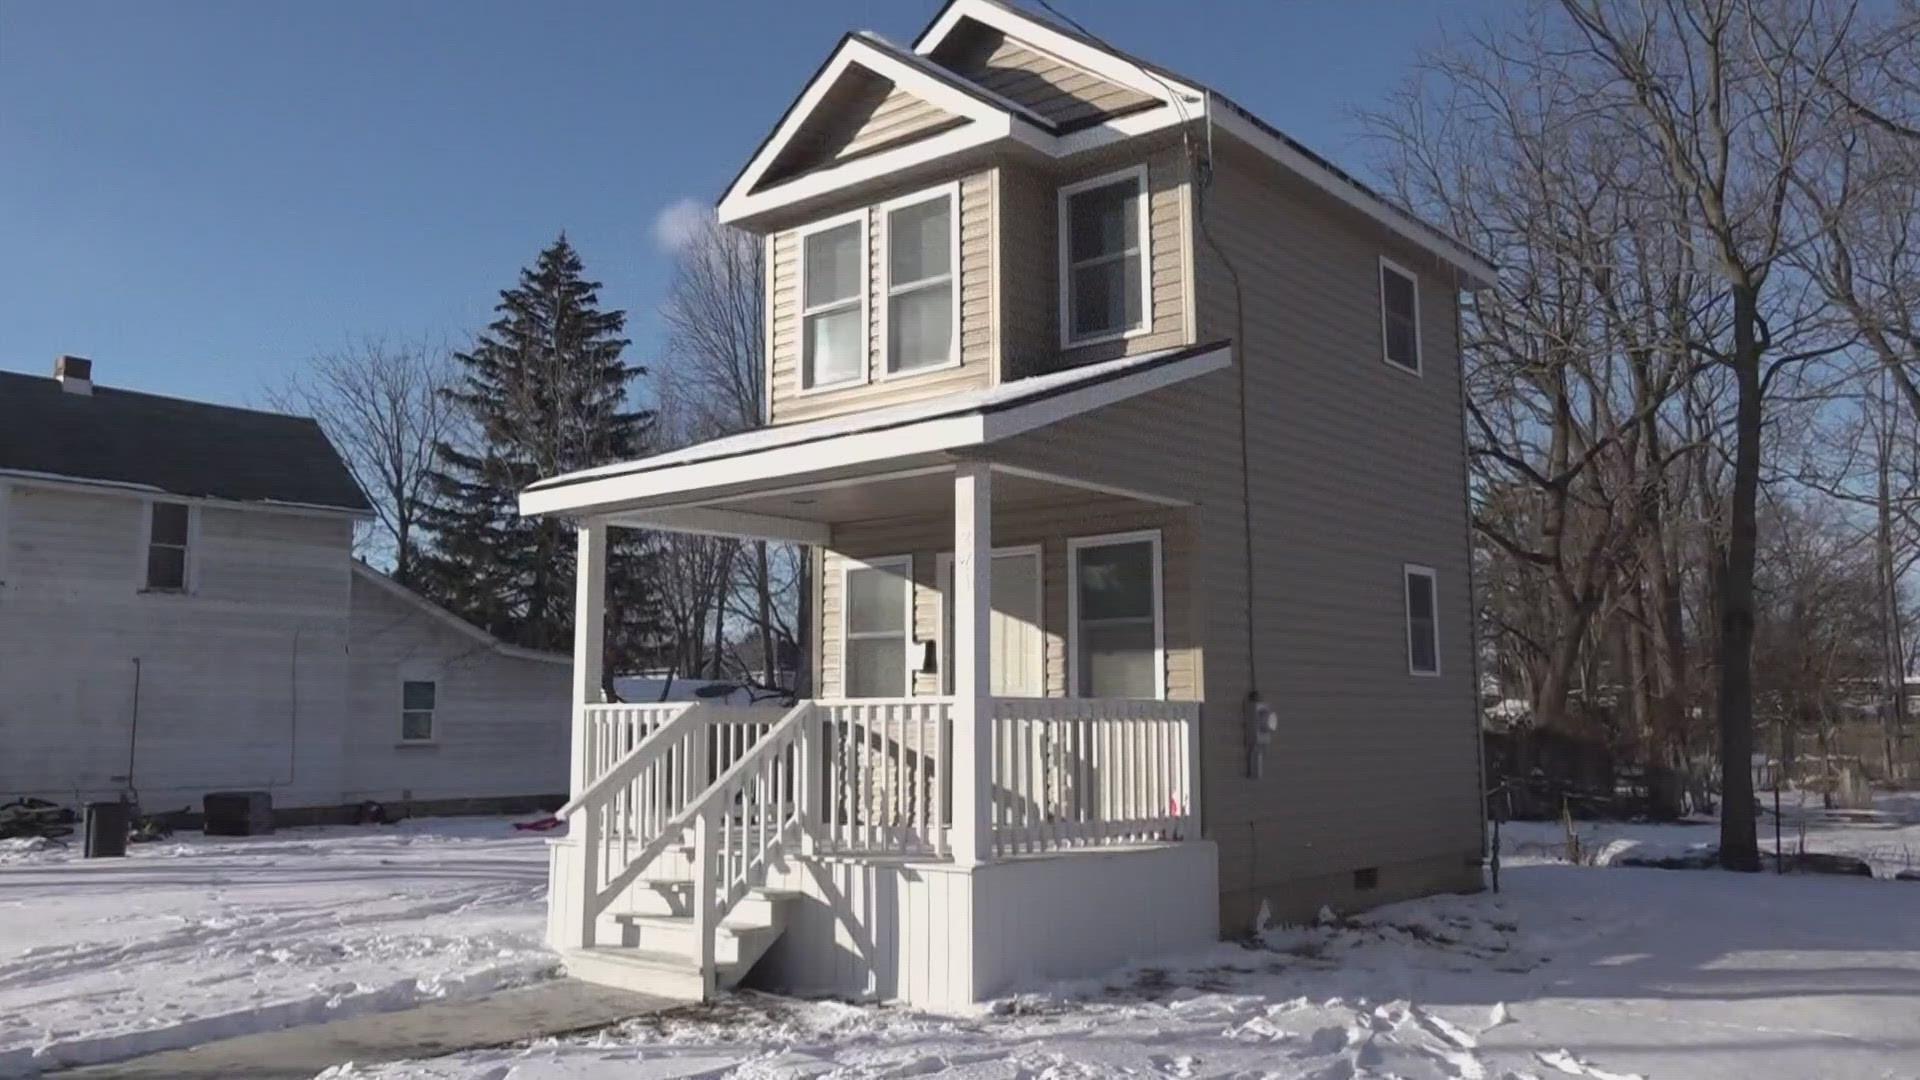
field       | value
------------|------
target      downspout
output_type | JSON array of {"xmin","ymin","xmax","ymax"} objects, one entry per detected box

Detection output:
[{"xmin": 1454, "ymin": 272, "xmax": 1492, "ymax": 869}]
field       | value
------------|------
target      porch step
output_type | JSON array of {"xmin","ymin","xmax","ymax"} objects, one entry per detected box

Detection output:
[
  {"xmin": 567, "ymin": 884, "xmax": 795, "ymax": 1000},
  {"xmin": 627, "ymin": 880, "xmax": 796, "ymax": 923}
]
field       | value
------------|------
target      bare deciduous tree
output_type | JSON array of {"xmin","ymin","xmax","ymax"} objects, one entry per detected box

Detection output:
[{"xmin": 268, "ymin": 338, "xmax": 457, "ymax": 584}]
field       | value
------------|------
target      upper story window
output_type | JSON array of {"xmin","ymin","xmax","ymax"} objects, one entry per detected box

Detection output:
[
  {"xmin": 1404, "ymin": 564, "xmax": 1439, "ymax": 676},
  {"xmin": 1059, "ymin": 166, "xmax": 1151, "ymax": 347},
  {"xmin": 882, "ymin": 185, "xmax": 958, "ymax": 375},
  {"xmin": 800, "ymin": 210, "xmax": 867, "ymax": 390},
  {"xmin": 1380, "ymin": 258, "xmax": 1422, "ymax": 375},
  {"xmin": 145, "ymin": 501, "xmax": 190, "ymax": 592}
]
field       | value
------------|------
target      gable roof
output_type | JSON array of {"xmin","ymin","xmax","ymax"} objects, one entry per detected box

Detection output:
[
  {"xmin": 351, "ymin": 562, "xmax": 567, "ymax": 665},
  {"xmin": 718, "ymin": 0, "xmax": 1494, "ymax": 285},
  {"xmin": 0, "ymin": 369, "xmax": 372, "ymax": 513}
]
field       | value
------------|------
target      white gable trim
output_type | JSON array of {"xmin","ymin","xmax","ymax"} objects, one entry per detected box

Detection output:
[
  {"xmin": 719, "ymin": 34, "xmax": 1051, "ymax": 224},
  {"xmin": 914, "ymin": 0, "xmax": 1202, "ymax": 105}
]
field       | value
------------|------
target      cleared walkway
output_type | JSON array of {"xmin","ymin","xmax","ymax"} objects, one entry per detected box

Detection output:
[{"xmin": 54, "ymin": 980, "xmax": 672, "ymax": 1079}]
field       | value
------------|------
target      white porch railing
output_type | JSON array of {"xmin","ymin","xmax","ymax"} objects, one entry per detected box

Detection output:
[
  {"xmin": 989, "ymin": 698, "xmax": 1198, "ymax": 856},
  {"xmin": 816, "ymin": 699, "xmax": 953, "ymax": 858}
]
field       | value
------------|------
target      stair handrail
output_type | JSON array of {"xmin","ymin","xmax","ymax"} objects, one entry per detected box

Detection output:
[
  {"xmin": 682, "ymin": 700, "xmax": 815, "ymax": 997},
  {"xmin": 557, "ymin": 702, "xmax": 699, "ymax": 818}
]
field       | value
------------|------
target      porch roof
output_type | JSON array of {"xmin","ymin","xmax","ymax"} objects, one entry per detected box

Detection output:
[{"xmin": 518, "ymin": 341, "xmax": 1230, "ymax": 527}]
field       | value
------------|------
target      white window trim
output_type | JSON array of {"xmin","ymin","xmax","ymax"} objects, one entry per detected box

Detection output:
[
  {"xmin": 399, "ymin": 678, "xmax": 439, "ymax": 744},
  {"xmin": 1404, "ymin": 563, "xmax": 1441, "ymax": 677},
  {"xmin": 933, "ymin": 544, "xmax": 1044, "ymax": 696},
  {"xmin": 1057, "ymin": 164, "xmax": 1154, "ymax": 350},
  {"xmin": 139, "ymin": 499, "xmax": 197, "ymax": 594},
  {"xmin": 795, "ymin": 206, "xmax": 871, "ymax": 396},
  {"xmin": 1066, "ymin": 529, "xmax": 1166, "ymax": 700},
  {"xmin": 878, "ymin": 180, "xmax": 963, "ymax": 380},
  {"xmin": 838, "ymin": 554, "xmax": 916, "ymax": 698},
  {"xmin": 1379, "ymin": 256, "xmax": 1423, "ymax": 377}
]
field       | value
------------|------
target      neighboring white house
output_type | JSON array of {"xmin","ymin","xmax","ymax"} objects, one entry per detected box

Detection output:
[{"xmin": 0, "ymin": 357, "xmax": 572, "ymax": 816}]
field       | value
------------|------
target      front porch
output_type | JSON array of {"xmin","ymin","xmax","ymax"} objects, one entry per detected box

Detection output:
[{"xmin": 519, "ymin": 349, "xmax": 1229, "ymax": 1006}]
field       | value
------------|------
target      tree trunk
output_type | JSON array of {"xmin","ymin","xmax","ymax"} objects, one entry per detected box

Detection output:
[{"xmin": 1716, "ymin": 283, "xmax": 1763, "ymax": 872}]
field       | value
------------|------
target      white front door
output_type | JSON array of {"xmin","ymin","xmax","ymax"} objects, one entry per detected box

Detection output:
[{"xmin": 939, "ymin": 548, "xmax": 1044, "ymax": 697}]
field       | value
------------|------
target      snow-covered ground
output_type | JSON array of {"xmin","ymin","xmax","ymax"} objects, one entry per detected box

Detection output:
[
  {"xmin": 0, "ymin": 817, "xmax": 554, "ymax": 1076},
  {"xmin": 321, "ymin": 861, "xmax": 1920, "ymax": 1080},
  {"xmin": 11, "ymin": 803, "xmax": 1920, "ymax": 1079},
  {"xmin": 1500, "ymin": 788, "xmax": 1920, "ymax": 876}
]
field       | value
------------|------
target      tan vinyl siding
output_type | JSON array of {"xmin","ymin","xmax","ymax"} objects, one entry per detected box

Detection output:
[
  {"xmin": 984, "ymin": 137, "xmax": 1482, "ymax": 927},
  {"xmin": 838, "ymin": 86, "xmax": 960, "ymax": 163},
  {"xmin": 817, "ymin": 497, "xmax": 1197, "ymax": 703},
  {"xmin": 935, "ymin": 26, "xmax": 1154, "ymax": 128},
  {"xmin": 998, "ymin": 143, "xmax": 1192, "ymax": 379},
  {"xmin": 767, "ymin": 171, "xmax": 995, "ymax": 425},
  {"xmin": 761, "ymin": 74, "xmax": 965, "ymax": 186}
]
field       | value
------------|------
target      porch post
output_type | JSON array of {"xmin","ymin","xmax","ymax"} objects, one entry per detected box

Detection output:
[
  {"xmin": 952, "ymin": 462, "xmax": 993, "ymax": 867},
  {"xmin": 570, "ymin": 518, "xmax": 608, "ymax": 797}
]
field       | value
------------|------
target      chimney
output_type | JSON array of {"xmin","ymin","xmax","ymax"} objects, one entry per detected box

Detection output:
[{"xmin": 55, "ymin": 355, "xmax": 93, "ymax": 395}]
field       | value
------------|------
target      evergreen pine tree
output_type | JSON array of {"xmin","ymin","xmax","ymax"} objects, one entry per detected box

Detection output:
[{"xmin": 418, "ymin": 235, "xmax": 665, "ymax": 661}]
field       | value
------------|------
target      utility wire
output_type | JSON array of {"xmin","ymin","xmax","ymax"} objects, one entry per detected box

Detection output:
[{"xmin": 1031, "ymin": 0, "xmax": 1260, "ymax": 699}]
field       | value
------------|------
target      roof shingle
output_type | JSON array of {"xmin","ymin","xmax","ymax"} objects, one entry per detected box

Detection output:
[{"xmin": 0, "ymin": 369, "xmax": 372, "ymax": 512}]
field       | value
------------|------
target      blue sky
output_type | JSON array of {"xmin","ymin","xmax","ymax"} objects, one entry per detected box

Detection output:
[{"xmin": 0, "ymin": 0, "xmax": 1512, "ymax": 408}]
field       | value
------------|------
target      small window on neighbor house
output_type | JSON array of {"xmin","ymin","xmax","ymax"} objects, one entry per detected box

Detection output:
[
  {"xmin": 1404, "ymin": 565, "xmax": 1439, "ymax": 676},
  {"xmin": 801, "ymin": 215, "xmax": 866, "ymax": 389},
  {"xmin": 401, "ymin": 680, "xmax": 437, "ymax": 742},
  {"xmin": 1380, "ymin": 259, "xmax": 1421, "ymax": 374},
  {"xmin": 145, "ymin": 502, "xmax": 190, "ymax": 591},
  {"xmin": 1059, "ymin": 168, "xmax": 1149, "ymax": 345},
  {"xmin": 885, "ymin": 189, "xmax": 956, "ymax": 374}
]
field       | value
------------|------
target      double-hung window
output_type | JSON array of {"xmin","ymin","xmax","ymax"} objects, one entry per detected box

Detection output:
[
  {"xmin": 401, "ymin": 680, "xmax": 437, "ymax": 742},
  {"xmin": 1059, "ymin": 166, "xmax": 1150, "ymax": 346},
  {"xmin": 1380, "ymin": 258, "xmax": 1422, "ymax": 374},
  {"xmin": 842, "ymin": 556, "xmax": 912, "ymax": 698},
  {"xmin": 145, "ymin": 501, "xmax": 190, "ymax": 591},
  {"xmin": 1404, "ymin": 565, "xmax": 1439, "ymax": 676},
  {"xmin": 800, "ymin": 211, "xmax": 866, "ymax": 390},
  {"xmin": 883, "ymin": 185, "xmax": 957, "ymax": 375},
  {"xmin": 1069, "ymin": 531, "xmax": 1163, "ymax": 699}
]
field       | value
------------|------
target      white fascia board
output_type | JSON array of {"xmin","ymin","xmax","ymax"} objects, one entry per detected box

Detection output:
[
  {"xmin": 914, "ymin": 0, "xmax": 1203, "ymax": 106},
  {"xmin": 1210, "ymin": 110, "xmax": 1496, "ymax": 287},
  {"xmin": 0, "ymin": 468, "xmax": 372, "ymax": 520},
  {"xmin": 720, "ymin": 118, "xmax": 1014, "ymax": 226},
  {"xmin": 720, "ymin": 35, "xmax": 1040, "ymax": 223},
  {"xmin": 608, "ymin": 506, "xmax": 832, "ymax": 547},
  {"xmin": 518, "ymin": 414, "xmax": 987, "ymax": 519},
  {"xmin": 980, "ymin": 344, "xmax": 1232, "ymax": 443}
]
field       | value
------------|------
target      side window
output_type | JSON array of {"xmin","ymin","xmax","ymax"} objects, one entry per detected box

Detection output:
[
  {"xmin": 841, "ymin": 556, "xmax": 911, "ymax": 698},
  {"xmin": 882, "ymin": 186, "xmax": 957, "ymax": 375},
  {"xmin": 800, "ymin": 212, "xmax": 867, "ymax": 390},
  {"xmin": 1380, "ymin": 258, "xmax": 1422, "ymax": 374},
  {"xmin": 401, "ymin": 680, "xmax": 437, "ymax": 742},
  {"xmin": 145, "ymin": 501, "xmax": 190, "ymax": 591},
  {"xmin": 1058, "ymin": 166, "xmax": 1150, "ymax": 346},
  {"xmin": 1069, "ymin": 531, "xmax": 1163, "ymax": 699},
  {"xmin": 1404, "ymin": 565, "xmax": 1439, "ymax": 676}
]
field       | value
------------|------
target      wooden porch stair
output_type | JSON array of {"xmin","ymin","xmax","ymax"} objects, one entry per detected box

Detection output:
[{"xmin": 564, "ymin": 878, "xmax": 797, "ymax": 999}]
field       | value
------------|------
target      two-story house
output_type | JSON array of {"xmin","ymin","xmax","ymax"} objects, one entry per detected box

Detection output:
[
  {"xmin": 522, "ymin": 0, "xmax": 1494, "ymax": 1007},
  {"xmin": 0, "ymin": 357, "xmax": 572, "ymax": 819}
]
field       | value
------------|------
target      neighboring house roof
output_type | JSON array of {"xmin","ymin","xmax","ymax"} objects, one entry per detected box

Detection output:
[
  {"xmin": 520, "ymin": 341, "xmax": 1231, "ymax": 520},
  {"xmin": 717, "ymin": 0, "xmax": 1494, "ymax": 285},
  {"xmin": 0, "ymin": 369, "xmax": 373, "ymax": 513},
  {"xmin": 351, "ymin": 562, "xmax": 569, "ymax": 665}
]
